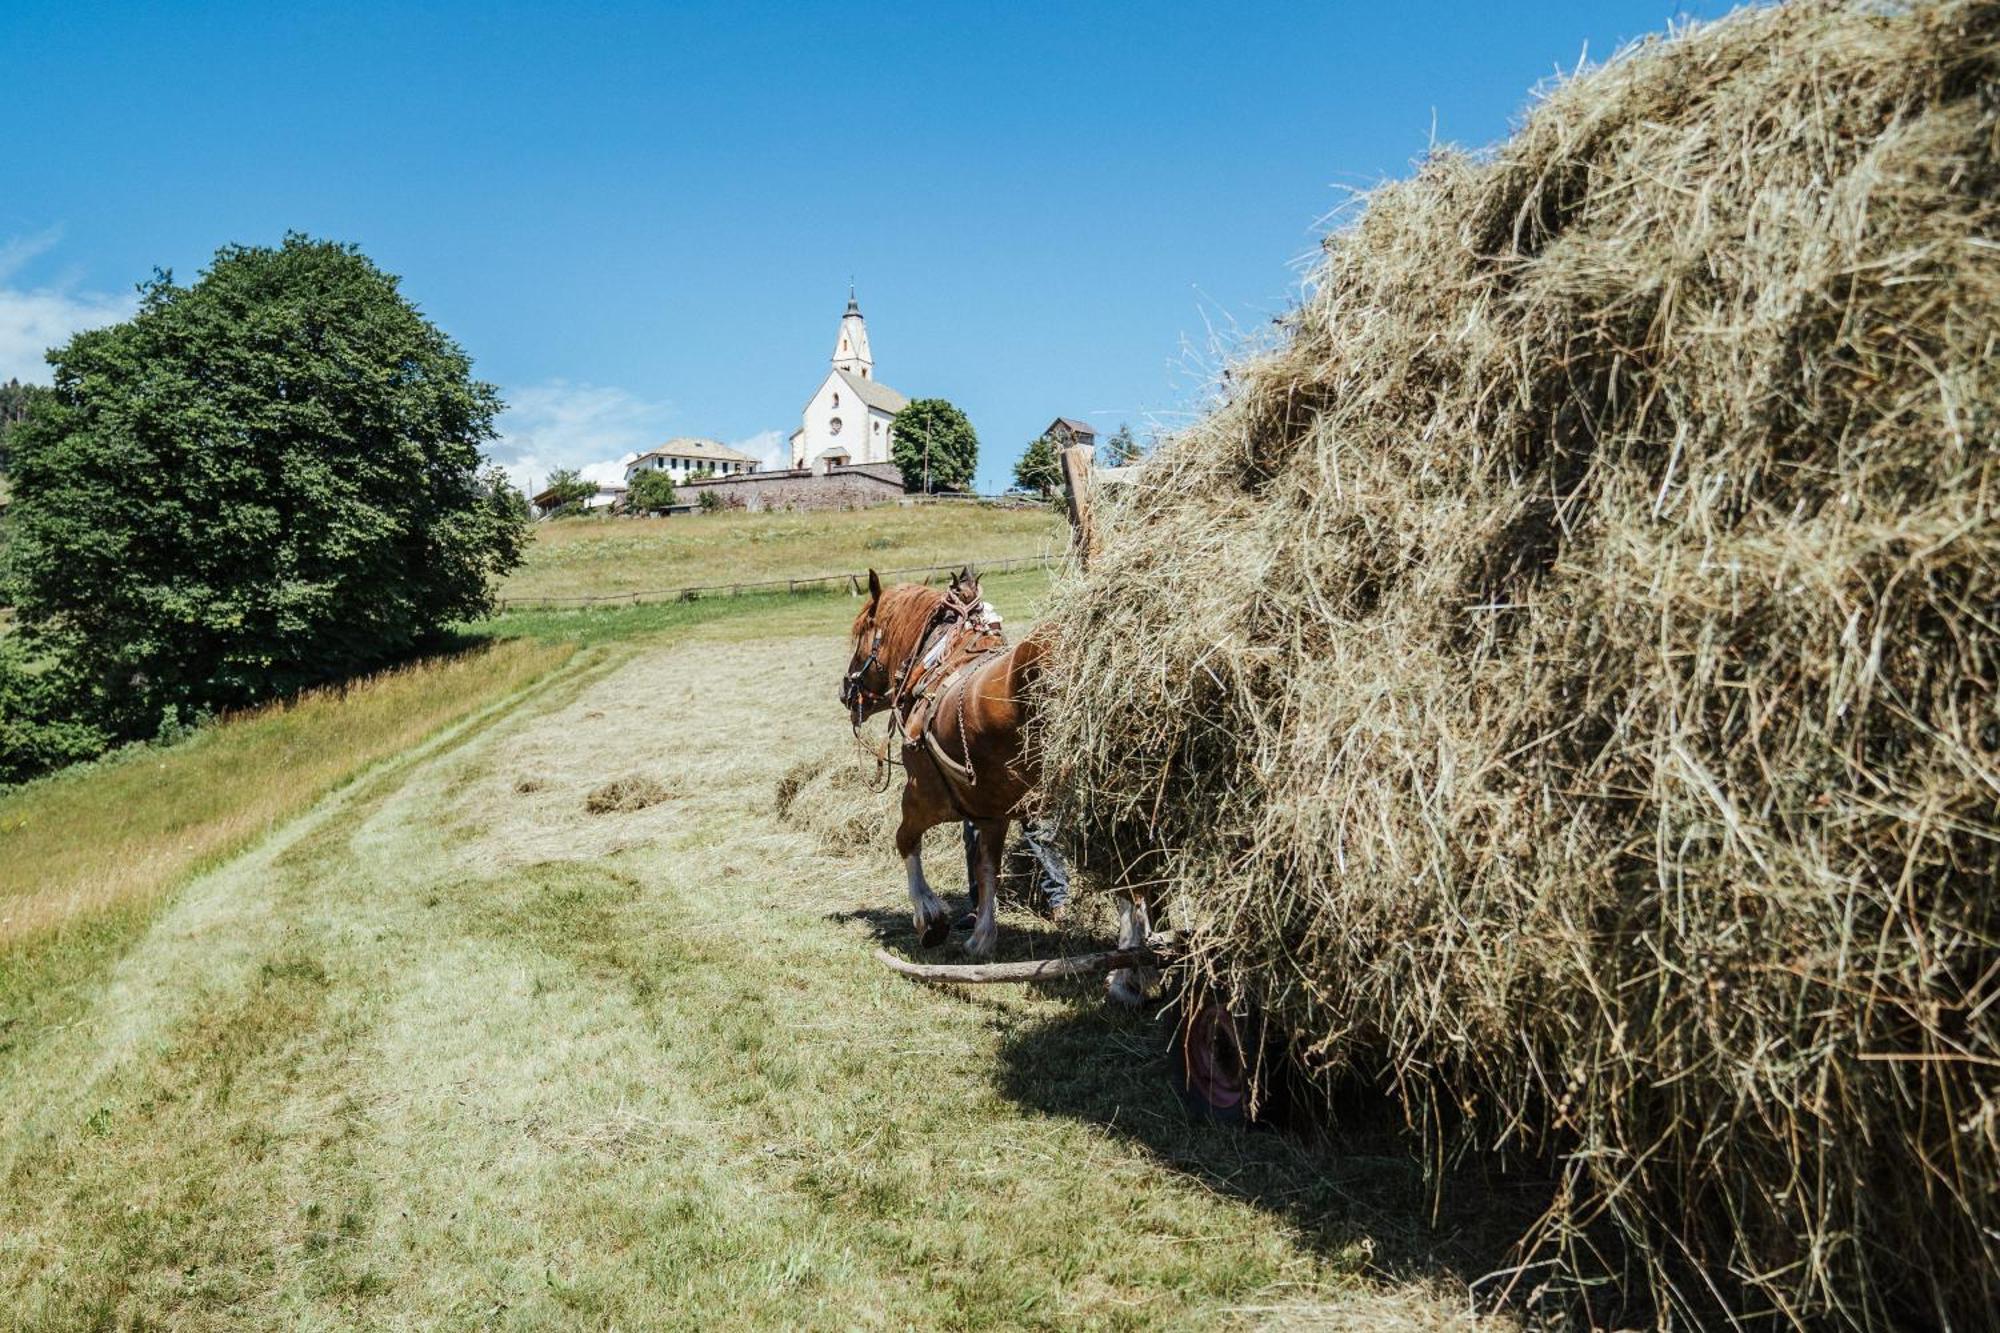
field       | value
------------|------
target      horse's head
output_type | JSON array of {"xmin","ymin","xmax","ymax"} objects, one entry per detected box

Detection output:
[
  {"xmin": 840, "ymin": 568, "xmax": 893, "ymax": 726},
  {"xmin": 947, "ymin": 564, "xmax": 982, "ymax": 611}
]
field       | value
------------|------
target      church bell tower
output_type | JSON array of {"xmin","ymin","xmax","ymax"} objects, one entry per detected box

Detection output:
[{"xmin": 831, "ymin": 285, "xmax": 874, "ymax": 379}]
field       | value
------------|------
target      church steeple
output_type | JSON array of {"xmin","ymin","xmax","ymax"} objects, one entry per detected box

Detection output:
[{"xmin": 831, "ymin": 284, "xmax": 874, "ymax": 379}]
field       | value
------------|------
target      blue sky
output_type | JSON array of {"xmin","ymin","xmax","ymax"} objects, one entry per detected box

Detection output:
[{"xmin": 4, "ymin": 0, "xmax": 1742, "ymax": 493}]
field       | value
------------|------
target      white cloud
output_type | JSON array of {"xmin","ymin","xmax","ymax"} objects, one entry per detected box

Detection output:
[
  {"xmin": 733, "ymin": 428, "xmax": 790, "ymax": 472},
  {"xmin": 488, "ymin": 379, "xmax": 675, "ymax": 495},
  {"xmin": 0, "ymin": 230, "xmax": 139, "ymax": 383}
]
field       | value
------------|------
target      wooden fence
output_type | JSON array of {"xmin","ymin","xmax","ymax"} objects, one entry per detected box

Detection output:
[{"xmin": 494, "ymin": 552, "xmax": 1058, "ymax": 612}]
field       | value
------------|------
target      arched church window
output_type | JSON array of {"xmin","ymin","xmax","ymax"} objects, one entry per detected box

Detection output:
[{"xmin": 832, "ymin": 392, "xmax": 840, "ymax": 407}]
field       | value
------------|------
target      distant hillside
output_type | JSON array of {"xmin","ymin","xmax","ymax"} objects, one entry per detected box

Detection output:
[{"xmin": 500, "ymin": 504, "xmax": 1063, "ymax": 605}]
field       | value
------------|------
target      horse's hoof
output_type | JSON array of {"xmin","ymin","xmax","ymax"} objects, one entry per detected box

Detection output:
[
  {"xmin": 1107, "ymin": 973, "xmax": 1144, "ymax": 1007},
  {"xmin": 919, "ymin": 915, "xmax": 951, "ymax": 948}
]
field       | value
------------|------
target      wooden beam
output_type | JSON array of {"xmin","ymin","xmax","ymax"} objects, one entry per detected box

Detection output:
[
  {"xmin": 1059, "ymin": 444, "xmax": 1098, "ymax": 568},
  {"xmin": 873, "ymin": 932, "xmax": 1180, "ymax": 985}
]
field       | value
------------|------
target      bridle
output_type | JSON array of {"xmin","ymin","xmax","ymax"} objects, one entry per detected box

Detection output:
[
  {"xmin": 843, "ymin": 581, "xmax": 1004, "ymax": 794},
  {"xmin": 841, "ymin": 623, "xmax": 888, "ymax": 727}
]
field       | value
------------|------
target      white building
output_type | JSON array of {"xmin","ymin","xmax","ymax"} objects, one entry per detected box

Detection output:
[
  {"xmin": 789, "ymin": 289, "xmax": 909, "ymax": 469},
  {"xmin": 624, "ymin": 437, "xmax": 760, "ymax": 485}
]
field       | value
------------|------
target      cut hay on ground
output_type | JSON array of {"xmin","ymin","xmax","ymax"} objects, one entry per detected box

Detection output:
[
  {"xmin": 1035, "ymin": 2, "xmax": 1999, "ymax": 1326},
  {"xmin": 583, "ymin": 773, "xmax": 678, "ymax": 814},
  {"xmin": 775, "ymin": 745, "xmax": 897, "ymax": 857}
]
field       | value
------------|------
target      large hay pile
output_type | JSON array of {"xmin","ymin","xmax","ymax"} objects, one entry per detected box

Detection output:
[{"xmin": 1036, "ymin": 2, "xmax": 2000, "ymax": 1325}]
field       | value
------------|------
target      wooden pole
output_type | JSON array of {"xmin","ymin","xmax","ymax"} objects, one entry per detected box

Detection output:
[
  {"xmin": 873, "ymin": 932, "xmax": 1179, "ymax": 985},
  {"xmin": 1059, "ymin": 444, "xmax": 1098, "ymax": 569}
]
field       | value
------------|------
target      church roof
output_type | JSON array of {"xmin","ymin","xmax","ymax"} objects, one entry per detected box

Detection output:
[
  {"xmin": 630, "ymin": 436, "xmax": 759, "ymax": 465},
  {"xmin": 834, "ymin": 367, "xmax": 908, "ymax": 415}
]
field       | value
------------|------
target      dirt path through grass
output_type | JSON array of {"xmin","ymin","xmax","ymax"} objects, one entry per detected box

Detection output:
[{"xmin": 2, "ymin": 605, "xmax": 1492, "ymax": 1330}]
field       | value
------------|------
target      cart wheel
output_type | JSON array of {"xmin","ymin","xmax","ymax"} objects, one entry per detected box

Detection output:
[{"xmin": 1169, "ymin": 997, "xmax": 1251, "ymax": 1126}]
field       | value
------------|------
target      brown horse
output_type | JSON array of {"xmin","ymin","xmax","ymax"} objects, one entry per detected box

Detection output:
[
  {"xmin": 839, "ymin": 568, "xmax": 1046, "ymax": 960},
  {"xmin": 838, "ymin": 568, "xmax": 1158, "ymax": 1001}
]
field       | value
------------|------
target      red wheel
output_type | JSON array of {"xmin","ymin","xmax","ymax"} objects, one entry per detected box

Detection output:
[{"xmin": 1170, "ymin": 997, "xmax": 1251, "ymax": 1125}]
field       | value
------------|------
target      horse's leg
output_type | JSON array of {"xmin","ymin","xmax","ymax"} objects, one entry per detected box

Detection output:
[
  {"xmin": 965, "ymin": 816, "xmax": 1007, "ymax": 959},
  {"xmin": 1107, "ymin": 888, "xmax": 1155, "ymax": 1006},
  {"xmin": 897, "ymin": 788, "xmax": 950, "ymax": 948}
]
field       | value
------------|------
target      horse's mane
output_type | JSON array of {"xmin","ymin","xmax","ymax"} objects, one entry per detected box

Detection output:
[{"xmin": 851, "ymin": 582, "xmax": 946, "ymax": 646}]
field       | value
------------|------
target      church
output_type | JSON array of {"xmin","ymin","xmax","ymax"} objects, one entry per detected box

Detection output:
[{"xmin": 788, "ymin": 288, "xmax": 909, "ymax": 469}]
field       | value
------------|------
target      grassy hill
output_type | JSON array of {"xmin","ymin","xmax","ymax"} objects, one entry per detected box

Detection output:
[
  {"xmin": 0, "ymin": 571, "xmax": 1492, "ymax": 1329},
  {"xmin": 500, "ymin": 504, "xmax": 1064, "ymax": 604}
]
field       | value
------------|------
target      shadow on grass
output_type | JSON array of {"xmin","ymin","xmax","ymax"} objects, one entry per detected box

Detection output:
[
  {"xmin": 846, "ymin": 894, "xmax": 1566, "ymax": 1317},
  {"xmin": 995, "ymin": 997, "xmax": 1565, "ymax": 1295}
]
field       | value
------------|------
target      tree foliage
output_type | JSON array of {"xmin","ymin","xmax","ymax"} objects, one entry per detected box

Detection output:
[
  {"xmin": 537, "ymin": 468, "xmax": 597, "ymax": 518},
  {"xmin": 889, "ymin": 399, "xmax": 978, "ymax": 493},
  {"xmin": 481, "ymin": 467, "xmax": 532, "ymax": 527},
  {"xmin": 627, "ymin": 468, "xmax": 678, "ymax": 513},
  {"xmin": 1013, "ymin": 434, "xmax": 1062, "ymax": 496},
  {"xmin": 4, "ymin": 234, "xmax": 528, "ymax": 745},
  {"xmin": 1100, "ymin": 422, "xmax": 1142, "ymax": 466},
  {"xmin": 0, "ymin": 379, "xmax": 49, "ymax": 475},
  {"xmin": 0, "ymin": 641, "xmax": 107, "ymax": 785}
]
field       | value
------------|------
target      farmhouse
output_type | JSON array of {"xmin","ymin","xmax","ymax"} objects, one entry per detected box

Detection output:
[
  {"xmin": 788, "ymin": 288, "xmax": 909, "ymax": 468},
  {"xmin": 1044, "ymin": 418, "xmax": 1097, "ymax": 453},
  {"xmin": 624, "ymin": 437, "xmax": 759, "ymax": 485}
]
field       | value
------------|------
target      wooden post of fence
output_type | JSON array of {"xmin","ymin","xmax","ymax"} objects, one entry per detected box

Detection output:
[{"xmin": 1060, "ymin": 444, "xmax": 1098, "ymax": 570}]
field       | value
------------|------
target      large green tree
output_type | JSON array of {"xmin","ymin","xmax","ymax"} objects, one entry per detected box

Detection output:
[
  {"xmin": 5, "ymin": 234, "xmax": 528, "ymax": 739},
  {"xmin": 890, "ymin": 398, "xmax": 978, "ymax": 493},
  {"xmin": 1013, "ymin": 434, "xmax": 1061, "ymax": 496}
]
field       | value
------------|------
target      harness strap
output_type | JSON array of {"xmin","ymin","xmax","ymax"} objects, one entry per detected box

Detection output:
[{"xmin": 903, "ymin": 646, "xmax": 1005, "ymax": 794}]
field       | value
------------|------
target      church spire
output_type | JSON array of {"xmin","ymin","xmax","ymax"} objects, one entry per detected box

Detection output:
[{"xmin": 832, "ymin": 284, "xmax": 874, "ymax": 378}]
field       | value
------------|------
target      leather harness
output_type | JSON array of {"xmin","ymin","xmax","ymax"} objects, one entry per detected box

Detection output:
[{"xmin": 867, "ymin": 585, "xmax": 1008, "ymax": 801}]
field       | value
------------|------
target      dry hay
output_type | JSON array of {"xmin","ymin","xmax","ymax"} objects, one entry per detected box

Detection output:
[
  {"xmin": 1034, "ymin": 3, "xmax": 2000, "ymax": 1327},
  {"xmin": 775, "ymin": 744, "xmax": 898, "ymax": 858},
  {"xmin": 583, "ymin": 773, "xmax": 677, "ymax": 815}
]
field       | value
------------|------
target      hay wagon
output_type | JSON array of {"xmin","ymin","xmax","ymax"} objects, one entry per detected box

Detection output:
[{"xmin": 871, "ymin": 447, "xmax": 1275, "ymax": 1126}]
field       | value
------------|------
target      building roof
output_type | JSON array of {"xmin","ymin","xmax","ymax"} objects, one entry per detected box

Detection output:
[
  {"xmin": 630, "ymin": 436, "xmax": 760, "ymax": 465},
  {"xmin": 834, "ymin": 367, "xmax": 908, "ymax": 415},
  {"xmin": 1046, "ymin": 417, "xmax": 1097, "ymax": 439}
]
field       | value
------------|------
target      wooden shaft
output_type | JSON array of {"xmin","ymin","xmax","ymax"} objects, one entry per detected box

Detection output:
[{"xmin": 873, "ymin": 932, "xmax": 1179, "ymax": 985}]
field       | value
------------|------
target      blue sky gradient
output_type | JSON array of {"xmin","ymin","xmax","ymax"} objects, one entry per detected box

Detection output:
[{"xmin": 5, "ymin": 1, "xmax": 1741, "ymax": 492}]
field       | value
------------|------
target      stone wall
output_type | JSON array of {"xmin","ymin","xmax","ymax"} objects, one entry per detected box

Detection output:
[{"xmin": 681, "ymin": 463, "xmax": 905, "ymax": 513}]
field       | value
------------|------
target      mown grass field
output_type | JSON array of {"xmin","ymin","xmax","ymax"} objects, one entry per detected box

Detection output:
[
  {"xmin": 0, "ymin": 640, "xmax": 573, "ymax": 946},
  {"xmin": 2, "ymin": 531, "xmax": 1499, "ymax": 1329},
  {"xmin": 500, "ymin": 504, "xmax": 1064, "ymax": 604}
]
